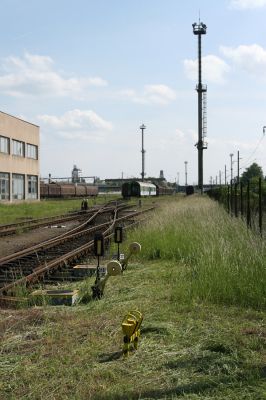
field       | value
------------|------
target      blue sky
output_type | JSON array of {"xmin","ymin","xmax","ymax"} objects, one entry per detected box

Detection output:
[{"xmin": 1, "ymin": 0, "xmax": 266, "ymax": 184}]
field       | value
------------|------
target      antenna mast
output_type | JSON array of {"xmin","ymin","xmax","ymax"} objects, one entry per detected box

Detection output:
[{"xmin": 192, "ymin": 20, "xmax": 207, "ymax": 194}]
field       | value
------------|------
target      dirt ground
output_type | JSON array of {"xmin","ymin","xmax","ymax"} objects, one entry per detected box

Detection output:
[{"xmin": 0, "ymin": 221, "xmax": 80, "ymax": 258}]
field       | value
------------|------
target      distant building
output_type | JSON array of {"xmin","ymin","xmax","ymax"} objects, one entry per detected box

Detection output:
[
  {"xmin": 0, "ymin": 111, "xmax": 40, "ymax": 202},
  {"xmin": 71, "ymin": 164, "xmax": 82, "ymax": 183},
  {"xmin": 159, "ymin": 170, "xmax": 165, "ymax": 179}
]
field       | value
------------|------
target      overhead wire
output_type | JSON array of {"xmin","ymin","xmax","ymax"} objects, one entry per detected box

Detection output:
[{"xmin": 240, "ymin": 129, "xmax": 265, "ymax": 170}]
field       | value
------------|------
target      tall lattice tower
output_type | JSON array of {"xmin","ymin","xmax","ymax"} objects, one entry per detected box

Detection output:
[{"xmin": 192, "ymin": 20, "xmax": 207, "ymax": 193}]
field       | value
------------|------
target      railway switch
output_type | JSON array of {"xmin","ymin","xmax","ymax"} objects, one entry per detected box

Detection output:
[
  {"xmin": 94, "ymin": 233, "xmax": 104, "ymax": 257},
  {"xmin": 121, "ymin": 242, "xmax": 141, "ymax": 271},
  {"xmin": 94, "ymin": 233, "xmax": 104, "ymax": 284},
  {"xmin": 91, "ymin": 260, "xmax": 122, "ymax": 299},
  {"xmin": 91, "ymin": 241, "xmax": 141, "ymax": 299},
  {"xmin": 114, "ymin": 226, "xmax": 123, "ymax": 243},
  {"xmin": 114, "ymin": 226, "xmax": 123, "ymax": 261},
  {"xmin": 122, "ymin": 310, "xmax": 143, "ymax": 356}
]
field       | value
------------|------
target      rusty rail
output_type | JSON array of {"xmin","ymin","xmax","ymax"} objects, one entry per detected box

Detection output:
[{"xmin": 0, "ymin": 205, "xmax": 155, "ymax": 296}]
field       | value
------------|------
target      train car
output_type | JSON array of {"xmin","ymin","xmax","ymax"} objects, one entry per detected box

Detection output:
[
  {"xmin": 153, "ymin": 183, "xmax": 175, "ymax": 196},
  {"xmin": 85, "ymin": 185, "xmax": 98, "ymax": 197},
  {"xmin": 40, "ymin": 183, "xmax": 62, "ymax": 198},
  {"xmin": 121, "ymin": 182, "xmax": 131, "ymax": 198},
  {"xmin": 75, "ymin": 185, "xmax": 86, "ymax": 197},
  {"xmin": 131, "ymin": 181, "xmax": 156, "ymax": 197},
  {"xmin": 185, "ymin": 185, "xmax": 194, "ymax": 196},
  {"xmin": 40, "ymin": 183, "xmax": 98, "ymax": 198},
  {"xmin": 60, "ymin": 184, "xmax": 76, "ymax": 197},
  {"xmin": 122, "ymin": 181, "xmax": 156, "ymax": 198}
]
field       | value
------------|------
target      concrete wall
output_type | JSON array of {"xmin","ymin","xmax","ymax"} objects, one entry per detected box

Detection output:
[{"xmin": 0, "ymin": 111, "xmax": 40, "ymax": 202}]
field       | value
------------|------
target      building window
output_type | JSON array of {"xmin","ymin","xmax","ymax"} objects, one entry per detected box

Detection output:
[
  {"xmin": 27, "ymin": 175, "xmax": 38, "ymax": 199},
  {"xmin": 0, "ymin": 172, "xmax": 10, "ymax": 200},
  {"xmin": 12, "ymin": 174, "xmax": 25, "ymax": 200},
  {"xmin": 0, "ymin": 136, "xmax": 9, "ymax": 154},
  {"xmin": 26, "ymin": 143, "xmax": 38, "ymax": 159},
  {"xmin": 12, "ymin": 140, "xmax": 25, "ymax": 157}
]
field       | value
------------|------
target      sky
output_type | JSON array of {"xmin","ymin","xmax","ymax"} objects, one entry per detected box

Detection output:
[{"xmin": 1, "ymin": 0, "xmax": 266, "ymax": 185}]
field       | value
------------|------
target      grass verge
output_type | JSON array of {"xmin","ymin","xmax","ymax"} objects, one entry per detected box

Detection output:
[{"xmin": 0, "ymin": 194, "xmax": 120, "ymax": 225}]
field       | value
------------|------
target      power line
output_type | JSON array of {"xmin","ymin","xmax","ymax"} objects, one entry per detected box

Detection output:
[{"xmin": 240, "ymin": 129, "xmax": 265, "ymax": 170}]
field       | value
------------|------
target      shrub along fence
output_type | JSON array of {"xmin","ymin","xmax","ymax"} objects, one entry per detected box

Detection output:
[{"xmin": 207, "ymin": 178, "xmax": 264, "ymax": 236}]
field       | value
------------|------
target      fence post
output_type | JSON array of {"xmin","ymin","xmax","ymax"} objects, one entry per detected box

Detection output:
[
  {"xmin": 247, "ymin": 180, "xmax": 251, "ymax": 228},
  {"xmin": 240, "ymin": 181, "xmax": 243, "ymax": 217},
  {"xmin": 234, "ymin": 182, "xmax": 238, "ymax": 217},
  {"xmin": 227, "ymin": 185, "xmax": 230, "ymax": 213},
  {"xmin": 230, "ymin": 179, "xmax": 233, "ymax": 216},
  {"xmin": 259, "ymin": 177, "xmax": 262, "ymax": 236}
]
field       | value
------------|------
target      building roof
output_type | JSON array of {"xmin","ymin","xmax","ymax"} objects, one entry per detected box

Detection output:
[{"xmin": 0, "ymin": 110, "xmax": 39, "ymax": 128}]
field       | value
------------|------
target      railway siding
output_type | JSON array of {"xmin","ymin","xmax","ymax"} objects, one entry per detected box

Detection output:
[{"xmin": 0, "ymin": 202, "xmax": 155, "ymax": 298}]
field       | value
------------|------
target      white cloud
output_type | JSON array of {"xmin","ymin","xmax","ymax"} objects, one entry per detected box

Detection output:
[
  {"xmin": 220, "ymin": 44, "xmax": 266, "ymax": 77},
  {"xmin": 184, "ymin": 55, "xmax": 230, "ymax": 84},
  {"xmin": 230, "ymin": 0, "xmax": 266, "ymax": 9},
  {"xmin": 143, "ymin": 84, "xmax": 176, "ymax": 105},
  {"xmin": 119, "ymin": 84, "xmax": 176, "ymax": 105},
  {"xmin": 0, "ymin": 52, "xmax": 107, "ymax": 98},
  {"xmin": 38, "ymin": 109, "xmax": 113, "ymax": 141},
  {"xmin": 208, "ymin": 136, "xmax": 256, "ymax": 150},
  {"xmin": 175, "ymin": 128, "xmax": 185, "ymax": 140}
]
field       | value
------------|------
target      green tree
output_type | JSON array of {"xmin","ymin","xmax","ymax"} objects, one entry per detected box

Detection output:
[{"xmin": 241, "ymin": 162, "xmax": 264, "ymax": 184}]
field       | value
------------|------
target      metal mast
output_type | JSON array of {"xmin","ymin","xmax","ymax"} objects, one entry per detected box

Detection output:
[
  {"xmin": 230, "ymin": 153, "xmax": 234, "ymax": 182},
  {"xmin": 140, "ymin": 124, "xmax": 146, "ymax": 182},
  {"xmin": 193, "ymin": 20, "xmax": 207, "ymax": 194},
  {"xmin": 184, "ymin": 161, "xmax": 188, "ymax": 186}
]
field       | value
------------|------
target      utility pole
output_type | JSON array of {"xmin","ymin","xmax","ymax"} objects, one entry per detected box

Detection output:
[
  {"xmin": 184, "ymin": 161, "xmax": 188, "ymax": 186},
  {"xmin": 219, "ymin": 170, "xmax": 221, "ymax": 185},
  {"xmin": 230, "ymin": 153, "xmax": 234, "ymax": 183},
  {"xmin": 193, "ymin": 20, "xmax": 207, "ymax": 194},
  {"xmin": 139, "ymin": 124, "xmax": 146, "ymax": 182}
]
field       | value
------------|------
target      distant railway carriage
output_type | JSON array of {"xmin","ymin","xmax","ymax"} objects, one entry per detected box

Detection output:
[
  {"xmin": 153, "ymin": 183, "xmax": 175, "ymax": 196},
  {"xmin": 40, "ymin": 183, "xmax": 98, "ymax": 198},
  {"xmin": 121, "ymin": 182, "xmax": 131, "ymax": 198},
  {"xmin": 122, "ymin": 181, "xmax": 165, "ymax": 198},
  {"xmin": 185, "ymin": 185, "xmax": 194, "ymax": 196},
  {"xmin": 131, "ymin": 181, "xmax": 156, "ymax": 197}
]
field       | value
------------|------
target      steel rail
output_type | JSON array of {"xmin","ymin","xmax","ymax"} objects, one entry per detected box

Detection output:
[
  {"xmin": 0, "ymin": 206, "xmax": 155, "ymax": 296},
  {"xmin": 0, "ymin": 203, "xmax": 130, "ymax": 266},
  {"xmin": 0, "ymin": 206, "xmax": 153, "ymax": 268},
  {"xmin": 0, "ymin": 199, "xmax": 129, "ymax": 237},
  {"xmin": 0, "ymin": 211, "xmax": 93, "ymax": 237},
  {"xmin": 0, "ymin": 208, "xmax": 121, "ymax": 295}
]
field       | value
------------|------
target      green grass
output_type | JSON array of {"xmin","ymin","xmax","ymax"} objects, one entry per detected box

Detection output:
[
  {"xmin": 0, "ymin": 194, "xmax": 120, "ymax": 225},
  {"xmin": 0, "ymin": 195, "xmax": 265, "ymax": 399},
  {"xmin": 128, "ymin": 195, "xmax": 266, "ymax": 309}
]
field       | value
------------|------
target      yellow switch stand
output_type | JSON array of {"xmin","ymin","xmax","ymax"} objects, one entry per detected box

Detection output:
[{"xmin": 122, "ymin": 310, "xmax": 143, "ymax": 356}]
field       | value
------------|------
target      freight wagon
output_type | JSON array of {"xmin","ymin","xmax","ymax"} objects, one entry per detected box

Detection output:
[{"xmin": 40, "ymin": 183, "xmax": 98, "ymax": 199}]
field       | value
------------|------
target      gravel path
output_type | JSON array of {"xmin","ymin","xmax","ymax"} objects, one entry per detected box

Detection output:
[{"xmin": 0, "ymin": 221, "xmax": 80, "ymax": 258}]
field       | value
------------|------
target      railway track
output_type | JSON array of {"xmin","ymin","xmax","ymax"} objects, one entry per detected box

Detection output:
[
  {"xmin": 0, "ymin": 201, "xmax": 155, "ymax": 298},
  {"xmin": 0, "ymin": 204, "xmax": 115, "ymax": 237}
]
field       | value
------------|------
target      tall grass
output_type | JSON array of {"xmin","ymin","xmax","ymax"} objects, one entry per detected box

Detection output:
[{"xmin": 127, "ymin": 196, "xmax": 266, "ymax": 309}]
